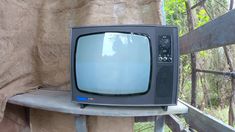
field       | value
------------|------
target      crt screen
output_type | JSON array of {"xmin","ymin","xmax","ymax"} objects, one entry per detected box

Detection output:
[{"xmin": 75, "ymin": 32, "xmax": 151, "ymax": 95}]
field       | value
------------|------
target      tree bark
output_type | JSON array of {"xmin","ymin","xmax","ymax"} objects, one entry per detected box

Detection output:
[
  {"xmin": 199, "ymin": 71, "xmax": 210, "ymax": 110},
  {"xmin": 185, "ymin": 0, "xmax": 197, "ymax": 107},
  {"xmin": 179, "ymin": 59, "xmax": 185, "ymax": 96},
  {"xmin": 198, "ymin": 60, "xmax": 210, "ymax": 110},
  {"xmin": 224, "ymin": 46, "xmax": 235, "ymax": 126},
  {"xmin": 190, "ymin": 54, "xmax": 197, "ymax": 107},
  {"xmin": 229, "ymin": 79, "xmax": 235, "ymax": 125}
]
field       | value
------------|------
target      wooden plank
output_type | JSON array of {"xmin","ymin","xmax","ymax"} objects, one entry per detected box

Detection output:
[
  {"xmin": 8, "ymin": 89, "xmax": 188, "ymax": 117},
  {"xmin": 165, "ymin": 115, "xmax": 190, "ymax": 132},
  {"xmin": 75, "ymin": 115, "xmax": 88, "ymax": 132},
  {"xmin": 180, "ymin": 100, "xmax": 235, "ymax": 132},
  {"xmin": 135, "ymin": 116, "xmax": 155, "ymax": 122},
  {"xmin": 190, "ymin": 0, "xmax": 206, "ymax": 10},
  {"xmin": 180, "ymin": 9, "xmax": 235, "ymax": 54}
]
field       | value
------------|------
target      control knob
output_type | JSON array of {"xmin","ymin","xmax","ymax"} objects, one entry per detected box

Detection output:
[{"xmin": 163, "ymin": 57, "xmax": 168, "ymax": 61}]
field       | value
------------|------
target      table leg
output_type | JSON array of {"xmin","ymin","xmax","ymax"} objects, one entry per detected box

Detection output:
[
  {"xmin": 155, "ymin": 115, "xmax": 165, "ymax": 132},
  {"xmin": 75, "ymin": 115, "xmax": 88, "ymax": 132}
]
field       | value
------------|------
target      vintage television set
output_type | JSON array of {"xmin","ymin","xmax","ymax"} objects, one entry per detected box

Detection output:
[{"xmin": 71, "ymin": 25, "xmax": 179, "ymax": 109}]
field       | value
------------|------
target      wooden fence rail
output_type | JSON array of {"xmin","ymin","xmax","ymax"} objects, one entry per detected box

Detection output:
[
  {"xmin": 135, "ymin": 101, "xmax": 235, "ymax": 132},
  {"xmin": 165, "ymin": 114, "xmax": 189, "ymax": 132},
  {"xmin": 180, "ymin": 9, "xmax": 235, "ymax": 54},
  {"xmin": 196, "ymin": 69, "xmax": 235, "ymax": 77},
  {"xmin": 180, "ymin": 100, "xmax": 235, "ymax": 132}
]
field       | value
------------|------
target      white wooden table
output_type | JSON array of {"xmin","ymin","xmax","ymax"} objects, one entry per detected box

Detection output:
[{"xmin": 8, "ymin": 90, "xmax": 188, "ymax": 132}]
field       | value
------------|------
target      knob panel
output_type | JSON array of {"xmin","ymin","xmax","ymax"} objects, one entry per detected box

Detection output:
[{"xmin": 158, "ymin": 35, "xmax": 172, "ymax": 63}]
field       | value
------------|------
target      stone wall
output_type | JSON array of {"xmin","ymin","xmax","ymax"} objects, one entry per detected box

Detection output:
[{"xmin": 0, "ymin": 0, "xmax": 163, "ymax": 131}]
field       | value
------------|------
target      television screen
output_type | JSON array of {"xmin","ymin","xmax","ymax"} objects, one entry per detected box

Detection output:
[{"xmin": 76, "ymin": 32, "xmax": 151, "ymax": 95}]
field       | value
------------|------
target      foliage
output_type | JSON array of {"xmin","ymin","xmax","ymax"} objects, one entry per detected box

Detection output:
[
  {"xmin": 134, "ymin": 0, "xmax": 232, "ymax": 131},
  {"xmin": 205, "ymin": 106, "xmax": 230, "ymax": 125},
  {"xmin": 134, "ymin": 122, "xmax": 172, "ymax": 132},
  {"xmin": 164, "ymin": 0, "xmax": 232, "ymax": 127},
  {"xmin": 164, "ymin": 0, "xmax": 188, "ymax": 36},
  {"xmin": 165, "ymin": 0, "xmax": 230, "ymax": 106},
  {"xmin": 134, "ymin": 122, "xmax": 154, "ymax": 132},
  {"xmin": 204, "ymin": 0, "xmax": 229, "ymax": 19},
  {"xmin": 195, "ymin": 9, "xmax": 210, "ymax": 28}
]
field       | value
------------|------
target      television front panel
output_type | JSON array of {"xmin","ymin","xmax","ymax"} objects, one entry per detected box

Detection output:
[{"xmin": 71, "ymin": 25, "xmax": 179, "ymax": 107}]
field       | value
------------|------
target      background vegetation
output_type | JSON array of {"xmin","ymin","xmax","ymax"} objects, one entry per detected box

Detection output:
[
  {"xmin": 166, "ymin": 0, "xmax": 232, "ymax": 123},
  {"xmin": 135, "ymin": 0, "xmax": 234, "ymax": 131}
]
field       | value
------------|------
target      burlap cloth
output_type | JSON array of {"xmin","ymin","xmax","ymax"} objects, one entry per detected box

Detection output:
[{"xmin": 0, "ymin": 0, "xmax": 162, "ymax": 121}]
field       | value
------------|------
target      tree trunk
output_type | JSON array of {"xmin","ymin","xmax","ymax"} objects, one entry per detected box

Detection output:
[
  {"xmin": 199, "ymin": 72, "xmax": 210, "ymax": 110},
  {"xmin": 224, "ymin": 1, "xmax": 234, "ymax": 125},
  {"xmin": 191, "ymin": 53, "xmax": 197, "ymax": 107},
  {"xmin": 185, "ymin": 0, "xmax": 197, "ymax": 107},
  {"xmin": 229, "ymin": 78, "xmax": 235, "ymax": 125},
  {"xmin": 199, "ymin": 61, "xmax": 211, "ymax": 108},
  {"xmin": 179, "ymin": 60, "xmax": 185, "ymax": 96},
  {"xmin": 224, "ymin": 46, "xmax": 235, "ymax": 126},
  {"xmin": 222, "ymin": 4, "xmax": 235, "ymax": 124}
]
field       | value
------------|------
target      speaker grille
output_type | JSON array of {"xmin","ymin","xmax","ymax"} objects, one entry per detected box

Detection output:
[{"xmin": 156, "ymin": 66, "xmax": 173, "ymax": 97}]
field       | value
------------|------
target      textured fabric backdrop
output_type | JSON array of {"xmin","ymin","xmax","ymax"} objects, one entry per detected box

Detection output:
[{"xmin": 0, "ymin": 0, "xmax": 162, "ymax": 123}]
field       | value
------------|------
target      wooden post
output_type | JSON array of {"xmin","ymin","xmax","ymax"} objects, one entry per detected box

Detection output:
[
  {"xmin": 185, "ymin": 0, "xmax": 197, "ymax": 107},
  {"xmin": 190, "ymin": 53, "xmax": 197, "ymax": 107},
  {"xmin": 229, "ymin": 78, "xmax": 235, "ymax": 125},
  {"xmin": 224, "ymin": 46, "xmax": 235, "ymax": 126}
]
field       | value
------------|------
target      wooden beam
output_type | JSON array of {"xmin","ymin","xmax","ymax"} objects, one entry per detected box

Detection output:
[
  {"xmin": 180, "ymin": 100, "xmax": 235, "ymax": 132},
  {"xmin": 196, "ymin": 69, "xmax": 235, "ymax": 77},
  {"xmin": 185, "ymin": 0, "xmax": 197, "ymax": 107},
  {"xmin": 165, "ymin": 115, "xmax": 190, "ymax": 132},
  {"xmin": 180, "ymin": 9, "xmax": 235, "ymax": 54},
  {"xmin": 190, "ymin": 0, "xmax": 206, "ymax": 10}
]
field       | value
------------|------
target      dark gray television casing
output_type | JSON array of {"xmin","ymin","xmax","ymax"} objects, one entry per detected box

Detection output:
[{"xmin": 71, "ymin": 25, "xmax": 179, "ymax": 106}]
